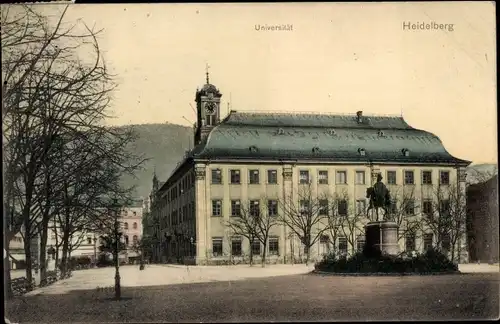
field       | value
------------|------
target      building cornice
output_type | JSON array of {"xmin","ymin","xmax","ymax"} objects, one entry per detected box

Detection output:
[{"xmin": 192, "ymin": 157, "xmax": 470, "ymax": 168}]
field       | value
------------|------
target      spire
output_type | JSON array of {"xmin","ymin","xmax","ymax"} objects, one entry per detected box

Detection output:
[{"xmin": 205, "ymin": 63, "xmax": 210, "ymax": 84}]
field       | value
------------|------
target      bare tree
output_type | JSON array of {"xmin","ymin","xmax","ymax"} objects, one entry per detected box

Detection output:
[
  {"xmin": 252, "ymin": 199, "xmax": 279, "ymax": 267},
  {"xmin": 2, "ymin": 5, "xmax": 145, "ymax": 290},
  {"xmin": 386, "ymin": 187, "xmax": 421, "ymax": 244},
  {"xmin": 278, "ymin": 182, "xmax": 329, "ymax": 265},
  {"xmin": 421, "ymin": 184, "xmax": 467, "ymax": 263},
  {"xmin": 223, "ymin": 201, "xmax": 259, "ymax": 266},
  {"xmin": 324, "ymin": 191, "xmax": 348, "ymax": 256},
  {"xmin": 336, "ymin": 190, "xmax": 367, "ymax": 256}
]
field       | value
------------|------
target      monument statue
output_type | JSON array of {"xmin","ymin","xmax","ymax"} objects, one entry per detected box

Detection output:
[{"xmin": 366, "ymin": 173, "xmax": 392, "ymax": 222}]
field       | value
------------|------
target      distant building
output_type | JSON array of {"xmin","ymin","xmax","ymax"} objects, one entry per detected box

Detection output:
[
  {"xmin": 149, "ymin": 74, "xmax": 471, "ymax": 265},
  {"xmin": 467, "ymin": 175, "xmax": 499, "ymax": 263},
  {"xmin": 120, "ymin": 199, "xmax": 144, "ymax": 259}
]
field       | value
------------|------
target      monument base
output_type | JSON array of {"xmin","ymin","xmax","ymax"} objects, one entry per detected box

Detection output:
[{"xmin": 364, "ymin": 221, "xmax": 400, "ymax": 258}]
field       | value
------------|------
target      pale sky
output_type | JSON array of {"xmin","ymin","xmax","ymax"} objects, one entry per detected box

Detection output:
[{"xmin": 31, "ymin": 2, "xmax": 497, "ymax": 164}]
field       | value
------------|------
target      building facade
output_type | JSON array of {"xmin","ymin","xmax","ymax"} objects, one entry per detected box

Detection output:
[
  {"xmin": 150, "ymin": 77, "xmax": 471, "ymax": 265},
  {"xmin": 467, "ymin": 175, "xmax": 499, "ymax": 263}
]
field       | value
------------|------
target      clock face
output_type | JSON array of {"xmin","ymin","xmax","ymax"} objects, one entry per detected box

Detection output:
[{"xmin": 205, "ymin": 102, "xmax": 216, "ymax": 114}]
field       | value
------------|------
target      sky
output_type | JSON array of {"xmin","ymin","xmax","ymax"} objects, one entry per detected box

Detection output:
[{"xmin": 23, "ymin": 2, "xmax": 498, "ymax": 164}]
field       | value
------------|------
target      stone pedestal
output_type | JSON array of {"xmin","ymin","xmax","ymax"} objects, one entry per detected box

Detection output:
[{"xmin": 364, "ymin": 221, "xmax": 400, "ymax": 257}]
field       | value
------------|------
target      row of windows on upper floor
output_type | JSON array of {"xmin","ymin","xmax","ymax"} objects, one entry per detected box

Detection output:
[
  {"xmin": 209, "ymin": 197, "xmax": 453, "ymax": 218},
  {"xmin": 122, "ymin": 222, "xmax": 139, "ymax": 230},
  {"xmin": 209, "ymin": 169, "xmax": 452, "ymax": 186},
  {"xmin": 164, "ymin": 172, "xmax": 195, "ymax": 203},
  {"xmin": 160, "ymin": 168, "xmax": 453, "ymax": 204}
]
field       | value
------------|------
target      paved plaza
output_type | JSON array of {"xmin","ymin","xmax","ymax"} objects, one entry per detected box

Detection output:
[{"xmin": 5, "ymin": 264, "xmax": 500, "ymax": 322}]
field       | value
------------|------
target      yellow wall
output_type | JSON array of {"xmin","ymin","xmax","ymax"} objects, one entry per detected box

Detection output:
[{"xmin": 158, "ymin": 160, "xmax": 467, "ymax": 264}]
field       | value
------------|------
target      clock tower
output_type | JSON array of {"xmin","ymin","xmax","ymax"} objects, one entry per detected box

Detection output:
[{"xmin": 194, "ymin": 65, "xmax": 222, "ymax": 146}]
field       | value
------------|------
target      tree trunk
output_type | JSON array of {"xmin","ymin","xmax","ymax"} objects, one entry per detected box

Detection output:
[
  {"xmin": 23, "ymin": 237, "xmax": 33, "ymax": 287},
  {"xmin": 61, "ymin": 234, "xmax": 70, "ymax": 276},
  {"xmin": 261, "ymin": 243, "xmax": 267, "ymax": 268},
  {"xmin": 304, "ymin": 245, "xmax": 310, "ymax": 266},
  {"xmin": 39, "ymin": 220, "xmax": 49, "ymax": 286},
  {"xmin": 4, "ymin": 240, "xmax": 14, "ymax": 299},
  {"xmin": 249, "ymin": 243, "xmax": 254, "ymax": 266}
]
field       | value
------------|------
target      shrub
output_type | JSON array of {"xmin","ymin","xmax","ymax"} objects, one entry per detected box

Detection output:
[{"xmin": 315, "ymin": 248, "xmax": 458, "ymax": 274}]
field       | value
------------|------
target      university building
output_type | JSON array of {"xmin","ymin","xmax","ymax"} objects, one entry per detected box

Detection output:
[{"xmin": 149, "ymin": 75, "xmax": 471, "ymax": 265}]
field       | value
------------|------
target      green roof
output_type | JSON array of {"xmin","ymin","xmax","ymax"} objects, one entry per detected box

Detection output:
[{"xmin": 188, "ymin": 111, "xmax": 470, "ymax": 165}]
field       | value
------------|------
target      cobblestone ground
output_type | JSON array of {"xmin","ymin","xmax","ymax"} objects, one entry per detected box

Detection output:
[{"xmin": 5, "ymin": 264, "xmax": 499, "ymax": 322}]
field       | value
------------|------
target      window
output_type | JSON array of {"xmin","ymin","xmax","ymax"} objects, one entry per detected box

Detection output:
[
  {"xmin": 422, "ymin": 171, "xmax": 432, "ymax": 185},
  {"xmin": 268, "ymin": 200, "xmax": 278, "ymax": 216},
  {"xmin": 440, "ymin": 171, "xmax": 450, "ymax": 185},
  {"xmin": 357, "ymin": 236, "xmax": 365, "ymax": 252},
  {"xmin": 338, "ymin": 237, "xmax": 348, "ymax": 256},
  {"xmin": 124, "ymin": 235, "xmax": 129, "ymax": 245},
  {"xmin": 439, "ymin": 199, "xmax": 450, "ymax": 215},
  {"xmin": 423, "ymin": 200, "xmax": 433, "ymax": 217},
  {"xmin": 87, "ymin": 236, "xmax": 92, "ymax": 244},
  {"xmin": 133, "ymin": 222, "xmax": 137, "ymax": 229},
  {"xmin": 251, "ymin": 240, "xmax": 261, "ymax": 256},
  {"xmin": 250, "ymin": 200, "xmax": 260, "ymax": 217},
  {"xmin": 404, "ymin": 199, "xmax": 415, "ymax": 215},
  {"xmin": 231, "ymin": 200, "xmax": 241, "ymax": 217},
  {"xmin": 336, "ymin": 171, "xmax": 347, "ymax": 184},
  {"xmin": 267, "ymin": 170, "xmax": 278, "ymax": 184},
  {"xmin": 212, "ymin": 238, "xmax": 223, "ymax": 257},
  {"xmin": 405, "ymin": 234, "xmax": 416, "ymax": 251},
  {"xmin": 423, "ymin": 234, "xmax": 433, "ymax": 251},
  {"xmin": 211, "ymin": 169, "xmax": 222, "ymax": 184},
  {"xmin": 319, "ymin": 199, "xmax": 329, "ymax": 215},
  {"xmin": 269, "ymin": 237, "xmax": 279, "ymax": 255},
  {"xmin": 355, "ymin": 171, "xmax": 366, "ymax": 185},
  {"xmin": 212, "ymin": 200, "xmax": 222, "ymax": 217},
  {"xmin": 387, "ymin": 171, "xmax": 397, "ymax": 185},
  {"xmin": 299, "ymin": 200, "xmax": 310, "ymax": 215},
  {"xmin": 231, "ymin": 237, "xmax": 242, "ymax": 256},
  {"xmin": 299, "ymin": 170, "xmax": 310, "ymax": 184},
  {"xmin": 338, "ymin": 199, "xmax": 348, "ymax": 216},
  {"xmin": 133, "ymin": 235, "xmax": 138, "ymax": 245},
  {"xmin": 230, "ymin": 170, "xmax": 240, "ymax": 184},
  {"xmin": 133, "ymin": 211, "xmax": 137, "ymax": 216},
  {"xmin": 124, "ymin": 222, "xmax": 129, "ymax": 230},
  {"xmin": 320, "ymin": 235, "xmax": 330, "ymax": 244},
  {"xmin": 404, "ymin": 170, "xmax": 414, "ymax": 185},
  {"xmin": 318, "ymin": 170, "xmax": 328, "ymax": 184},
  {"xmin": 249, "ymin": 170, "xmax": 260, "ymax": 184},
  {"xmin": 356, "ymin": 199, "xmax": 366, "ymax": 215}
]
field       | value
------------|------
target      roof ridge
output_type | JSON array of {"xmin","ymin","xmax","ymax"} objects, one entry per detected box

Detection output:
[{"xmin": 232, "ymin": 110, "xmax": 403, "ymax": 118}]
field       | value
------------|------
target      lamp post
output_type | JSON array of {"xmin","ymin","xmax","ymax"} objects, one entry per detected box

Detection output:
[{"xmin": 113, "ymin": 199, "xmax": 121, "ymax": 300}]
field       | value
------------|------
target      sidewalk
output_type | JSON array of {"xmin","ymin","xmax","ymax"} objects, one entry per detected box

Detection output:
[{"xmin": 458, "ymin": 263, "xmax": 499, "ymax": 273}]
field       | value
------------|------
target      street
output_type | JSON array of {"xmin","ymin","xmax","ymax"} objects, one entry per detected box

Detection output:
[{"xmin": 5, "ymin": 264, "xmax": 499, "ymax": 322}]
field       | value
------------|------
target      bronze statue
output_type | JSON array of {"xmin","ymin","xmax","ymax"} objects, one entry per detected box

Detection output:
[{"xmin": 366, "ymin": 173, "xmax": 392, "ymax": 221}]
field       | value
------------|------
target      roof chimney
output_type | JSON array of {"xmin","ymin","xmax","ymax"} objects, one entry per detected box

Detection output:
[{"xmin": 356, "ymin": 111, "xmax": 363, "ymax": 123}]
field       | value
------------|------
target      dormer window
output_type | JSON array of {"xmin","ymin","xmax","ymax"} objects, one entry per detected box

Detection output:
[
  {"xmin": 402, "ymin": 148, "xmax": 410, "ymax": 157},
  {"xmin": 312, "ymin": 147, "xmax": 320, "ymax": 154},
  {"xmin": 378, "ymin": 130, "xmax": 385, "ymax": 137},
  {"xmin": 358, "ymin": 148, "xmax": 366, "ymax": 156},
  {"xmin": 249, "ymin": 145, "xmax": 258, "ymax": 153},
  {"xmin": 327, "ymin": 129, "xmax": 337, "ymax": 136},
  {"xmin": 277, "ymin": 128, "xmax": 285, "ymax": 135}
]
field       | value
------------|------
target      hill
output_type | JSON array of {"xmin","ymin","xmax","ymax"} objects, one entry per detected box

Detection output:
[
  {"xmin": 120, "ymin": 123, "xmax": 193, "ymax": 200},
  {"xmin": 466, "ymin": 163, "xmax": 498, "ymax": 184}
]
